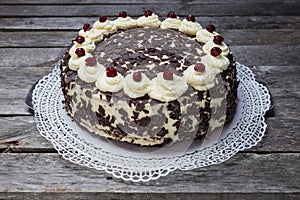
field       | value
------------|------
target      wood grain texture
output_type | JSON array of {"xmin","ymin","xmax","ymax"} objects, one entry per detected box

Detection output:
[
  {"xmin": 1, "ymin": 109, "xmax": 299, "ymax": 153},
  {"xmin": 0, "ymin": 153, "xmax": 299, "ymax": 195},
  {"xmin": 0, "ymin": 0, "xmax": 299, "ymax": 197},
  {"xmin": 1, "ymin": 16, "xmax": 300, "ymax": 31},
  {"xmin": 1, "ymin": 0, "xmax": 299, "ymax": 4},
  {"xmin": 2, "ymin": 29, "xmax": 300, "ymax": 47},
  {"xmin": 0, "ymin": 66, "xmax": 299, "ymax": 152},
  {"xmin": 0, "ymin": 45, "xmax": 299, "ymax": 69},
  {"xmin": 0, "ymin": 4, "xmax": 299, "ymax": 17},
  {"xmin": 1, "ymin": 64, "xmax": 299, "ymax": 113}
]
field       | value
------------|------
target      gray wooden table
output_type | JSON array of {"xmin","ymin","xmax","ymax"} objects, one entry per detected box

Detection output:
[{"xmin": 0, "ymin": 1, "xmax": 299, "ymax": 199}]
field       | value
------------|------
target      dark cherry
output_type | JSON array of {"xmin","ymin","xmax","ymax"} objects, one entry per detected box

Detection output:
[
  {"xmin": 75, "ymin": 36, "xmax": 85, "ymax": 44},
  {"xmin": 144, "ymin": 10, "xmax": 152, "ymax": 17},
  {"xmin": 133, "ymin": 72, "xmax": 142, "ymax": 82},
  {"xmin": 163, "ymin": 70, "xmax": 174, "ymax": 81},
  {"xmin": 186, "ymin": 15, "xmax": 195, "ymax": 22},
  {"xmin": 99, "ymin": 16, "xmax": 107, "ymax": 22},
  {"xmin": 210, "ymin": 47, "xmax": 222, "ymax": 57},
  {"xmin": 119, "ymin": 11, "xmax": 127, "ymax": 18},
  {"xmin": 167, "ymin": 11, "xmax": 177, "ymax": 18},
  {"xmin": 205, "ymin": 24, "xmax": 216, "ymax": 33},
  {"xmin": 194, "ymin": 63, "xmax": 206, "ymax": 73},
  {"xmin": 213, "ymin": 35, "xmax": 224, "ymax": 45},
  {"xmin": 85, "ymin": 57, "xmax": 97, "ymax": 67},
  {"xmin": 75, "ymin": 48, "xmax": 85, "ymax": 57},
  {"xmin": 106, "ymin": 67, "xmax": 118, "ymax": 77},
  {"xmin": 83, "ymin": 23, "xmax": 92, "ymax": 32}
]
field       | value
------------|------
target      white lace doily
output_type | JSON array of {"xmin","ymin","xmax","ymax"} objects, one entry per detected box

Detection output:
[{"xmin": 32, "ymin": 62, "xmax": 271, "ymax": 182}]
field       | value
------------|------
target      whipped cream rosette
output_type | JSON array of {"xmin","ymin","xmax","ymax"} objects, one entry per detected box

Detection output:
[
  {"xmin": 203, "ymin": 35, "xmax": 229, "ymax": 56},
  {"xmin": 196, "ymin": 24, "xmax": 219, "ymax": 44},
  {"xmin": 78, "ymin": 57, "xmax": 105, "ymax": 83},
  {"xmin": 93, "ymin": 16, "xmax": 117, "ymax": 36},
  {"xmin": 160, "ymin": 11, "xmax": 181, "ymax": 30},
  {"xmin": 137, "ymin": 10, "xmax": 161, "ymax": 28},
  {"xmin": 202, "ymin": 47, "xmax": 230, "ymax": 71},
  {"xmin": 114, "ymin": 11, "xmax": 137, "ymax": 29},
  {"xmin": 183, "ymin": 63, "xmax": 218, "ymax": 91},
  {"xmin": 79, "ymin": 23, "xmax": 104, "ymax": 42},
  {"xmin": 148, "ymin": 70, "xmax": 188, "ymax": 102},
  {"xmin": 68, "ymin": 48, "xmax": 91, "ymax": 71},
  {"xmin": 95, "ymin": 67, "xmax": 123, "ymax": 92},
  {"xmin": 122, "ymin": 72, "xmax": 151, "ymax": 98},
  {"xmin": 69, "ymin": 36, "xmax": 96, "ymax": 56},
  {"xmin": 179, "ymin": 15, "xmax": 202, "ymax": 36}
]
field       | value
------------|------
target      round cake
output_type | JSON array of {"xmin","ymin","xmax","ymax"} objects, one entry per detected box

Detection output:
[{"xmin": 60, "ymin": 10, "xmax": 238, "ymax": 146}]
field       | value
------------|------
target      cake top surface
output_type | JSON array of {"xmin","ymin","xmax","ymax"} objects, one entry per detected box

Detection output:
[{"xmin": 66, "ymin": 11, "xmax": 232, "ymax": 102}]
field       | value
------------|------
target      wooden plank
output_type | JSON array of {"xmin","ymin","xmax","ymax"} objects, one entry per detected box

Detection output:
[
  {"xmin": 0, "ymin": 4, "xmax": 299, "ymax": 17},
  {"xmin": 1, "ymin": 16, "xmax": 299, "ymax": 31},
  {"xmin": 0, "ymin": 89, "xmax": 32, "ymax": 116},
  {"xmin": 230, "ymin": 45, "xmax": 300, "ymax": 66},
  {"xmin": 0, "ymin": 67, "xmax": 53, "ymax": 89},
  {"xmin": 1, "ymin": 29, "xmax": 300, "ymax": 47},
  {"xmin": 1, "ymin": 0, "xmax": 299, "ymax": 5},
  {"xmin": 1, "ymin": 193, "xmax": 300, "ymax": 200},
  {"xmin": 0, "ymin": 45, "xmax": 299, "ymax": 68},
  {"xmin": 1, "ymin": 99, "xmax": 299, "ymax": 152},
  {"xmin": 0, "ymin": 64, "xmax": 299, "ymax": 113},
  {"xmin": 0, "ymin": 65, "xmax": 299, "ymax": 152},
  {"xmin": 0, "ymin": 116, "xmax": 54, "ymax": 152},
  {"xmin": 0, "ymin": 153, "xmax": 299, "ymax": 198},
  {"xmin": 0, "ymin": 48, "xmax": 62, "ymax": 68}
]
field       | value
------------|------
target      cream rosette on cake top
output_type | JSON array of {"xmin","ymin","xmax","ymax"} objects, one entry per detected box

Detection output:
[
  {"xmin": 201, "ymin": 47, "xmax": 230, "ymax": 72},
  {"xmin": 148, "ymin": 71, "xmax": 188, "ymax": 102},
  {"xmin": 114, "ymin": 12, "xmax": 137, "ymax": 29},
  {"xmin": 196, "ymin": 24, "xmax": 219, "ymax": 44},
  {"xmin": 79, "ymin": 23, "xmax": 104, "ymax": 42},
  {"xmin": 78, "ymin": 23, "xmax": 92, "ymax": 38},
  {"xmin": 123, "ymin": 72, "xmax": 151, "ymax": 98},
  {"xmin": 160, "ymin": 12, "xmax": 181, "ymax": 30},
  {"xmin": 78, "ymin": 57, "xmax": 105, "ymax": 83},
  {"xmin": 69, "ymin": 36, "xmax": 96, "ymax": 56},
  {"xmin": 68, "ymin": 48, "xmax": 91, "ymax": 71},
  {"xmin": 183, "ymin": 63, "xmax": 218, "ymax": 91},
  {"xmin": 93, "ymin": 16, "xmax": 117, "ymax": 36},
  {"xmin": 96, "ymin": 67, "xmax": 123, "ymax": 92},
  {"xmin": 203, "ymin": 35, "xmax": 229, "ymax": 56},
  {"xmin": 179, "ymin": 15, "xmax": 202, "ymax": 36},
  {"xmin": 137, "ymin": 10, "xmax": 161, "ymax": 28}
]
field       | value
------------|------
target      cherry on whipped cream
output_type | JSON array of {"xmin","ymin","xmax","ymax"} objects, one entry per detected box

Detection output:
[
  {"xmin": 106, "ymin": 67, "xmax": 118, "ymax": 77},
  {"xmin": 99, "ymin": 16, "xmax": 107, "ymax": 22},
  {"xmin": 85, "ymin": 57, "xmax": 97, "ymax": 67},
  {"xmin": 213, "ymin": 35, "xmax": 224, "ymax": 45},
  {"xmin": 205, "ymin": 24, "xmax": 216, "ymax": 33},
  {"xmin": 75, "ymin": 48, "xmax": 85, "ymax": 57},
  {"xmin": 194, "ymin": 63, "xmax": 206, "ymax": 73},
  {"xmin": 144, "ymin": 10, "xmax": 152, "ymax": 17},
  {"xmin": 119, "ymin": 11, "xmax": 127, "ymax": 18},
  {"xmin": 163, "ymin": 70, "xmax": 174, "ymax": 81},
  {"xmin": 210, "ymin": 47, "xmax": 222, "ymax": 57},
  {"xmin": 83, "ymin": 23, "xmax": 92, "ymax": 32},
  {"xmin": 133, "ymin": 72, "xmax": 142, "ymax": 82},
  {"xmin": 167, "ymin": 11, "xmax": 177, "ymax": 18},
  {"xmin": 75, "ymin": 36, "xmax": 85, "ymax": 44},
  {"xmin": 186, "ymin": 15, "xmax": 195, "ymax": 22}
]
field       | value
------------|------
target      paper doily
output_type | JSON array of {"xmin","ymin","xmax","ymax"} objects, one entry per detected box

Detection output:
[{"xmin": 32, "ymin": 62, "xmax": 271, "ymax": 182}]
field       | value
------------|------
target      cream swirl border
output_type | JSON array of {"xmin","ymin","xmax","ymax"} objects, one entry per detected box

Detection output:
[{"xmin": 67, "ymin": 12, "xmax": 232, "ymax": 102}]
